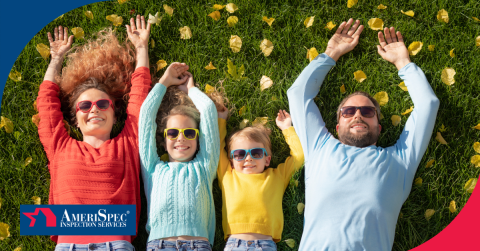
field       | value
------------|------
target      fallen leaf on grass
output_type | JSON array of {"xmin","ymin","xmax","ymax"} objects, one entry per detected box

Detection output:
[
  {"xmin": 380, "ymin": 113, "xmax": 384, "ymax": 120},
  {"xmin": 118, "ymin": 0, "xmax": 128, "ymax": 4},
  {"xmin": 262, "ymin": 16, "xmax": 275, "ymax": 26},
  {"xmin": 71, "ymin": 27, "xmax": 84, "ymax": 39},
  {"xmin": 36, "ymin": 43, "xmax": 50, "ymax": 60},
  {"xmin": 284, "ymin": 239, "xmax": 295, "ymax": 248},
  {"xmin": 391, "ymin": 115, "xmax": 401, "ymax": 126},
  {"xmin": 474, "ymin": 123, "xmax": 480, "ymax": 130},
  {"xmin": 252, "ymin": 117, "xmax": 268, "ymax": 126},
  {"xmin": 85, "ymin": 11, "xmax": 94, "ymax": 20},
  {"xmin": 304, "ymin": 16, "xmax": 315, "ymax": 28},
  {"xmin": 401, "ymin": 106, "xmax": 413, "ymax": 115},
  {"xmin": 340, "ymin": 84, "xmax": 346, "ymax": 94},
  {"xmin": 464, "ymin": 178, "xmax": 477, "ymax": 193},
  {"xmin": 414, "ymin": 177, "xmax": 422, "ymax": 185},
  {"xmin": 179, "ymin": 26, "xmax": 192, "ymax": 39},
  {"xmin": 435, "ymin": 132, "xmax": 447, "ymax": 144},
  {"xmin": 260, "ymin": 76, "xmax": 273, "ymax": 91},
  {"xmin": 0, "ymin": 222, "xmax": 10, "ymax": 240},
  {"xmin": 14, "ymin": 131, "xmax": 21, "ymax": 140},
  {"xmin": 205, "ymin": 84, "xmax": 215, "ymax": 94},
  {"xmin": 441, "ymin": 68, "xmax": 455, "ymax": 86},
  {"xmin": 156, "ymin": 60, "xmax": 167, "ymax": 71},
  {"xmin": 377, "ymin": 4, "xmax": 387, "ymax": 9},
  {"xmin": 260, "ymin": 39, "xmax": 274, "ymax": 56},
  {"xmin": 367, "ymin": 18, "xmax": 384, "ymax": 30},
  {"xmin": 164, "ymin": 5, "xmax": 174, "ymax": 16},
  {"xmin": 9, "ymin": 69, "xmax": 21, "ymax": 82},
  {"xmin": 306, "ymin": 47, "xmax": 319, "ymax": 62},
  {"xmin": 449, "ymin": 201, "xmax": 456, "ymax": 213},
  {"xmin": 425, "ymin": 209, "xmax": 435, "ymax": 220},
  {"xmin": 54, "ymin": 14, "xmax": 64, "ymax": 21},
  {"xmin": 473, "ymin": 17, "xmax": 480, "ymax": 22},
  {"xmin": 213, "ymin": 4, "xmax": 225, "ymax": 10},
  {"xmin": 425, "ymin": 159, "xmax": 435, "ymax": 168},
  {"xmin": 239, "ymin": 119, "xmax": 249, "ymax": 129},
  {"xmin": 347, "ymin": 0, "xmax": 358, "ymax": 8},
  {"xmin": 14, "ymin": 246, "xmax": 22, "ymax": 251},
  {"xmin": 106, "ymin": 14, "xmax": 123, "ymax": 26},
  {"xmin": 325, "ymin": 21, "xmax": 336, "ymax": 30},
  {"xmin": 373, "ymin": 92, "xmax": 388, "ymax": 106},
  {"xmin": 208, "ymin": 11, "xmax": 221, "ymax": 21},
  {"xmin": 297, "ymin": 203, "xmax": 305, "ymax": 214},
  {"xmin": 227, "ymin": 58, "xmax": 245, "ymax": 80},
  {"xmin": 428, "ymin": 45, "xmax": 435, "ymax": 51},
  {"xmin": 148, "ymin": 12, "xmax": 162, "ymax": 25},
  {"xmin": 0, "ymin": 116, "xmax": 13, "ymax": 133},
  {"xmin": 229, "ymin": 35, "xmax": 242, "ymax": 53},
  {"xmin": 476, "ymin": 36, "xmax": 480, "ymax": 47},
  {"xmin": 437, "ymin": 9, "xmax": 449, "ymax": 23},
  {"xmin": 408, "ymin": 42, "xmax": 423, "ymax": 56},
  {"xmin": 470, "ymin": 155, "xmax": 480, "ymax": 167},
  {"xmin": 31, "ymin": 196, "xmax": 41, "ymax": 205},
  {"xmin": 401, "ymin": 10, "xmax": 415, "ymax": 17},
  {"xmin": 449, "ymin": 48, "xmax": 455, "ymax": 58},
  {"xmin": 151, "ymin": 39, "xmax": 155, "ymax": 48},
  {"xmin": 271, "ymin": 96, "xmax": 277, "ymax": 101},
  {"xmin": 354, "ymin": 70, "xmax": 367, "ymax": 83},
  {"xmin": 226, "ymin": 3, "xmax": 238, "ymax": 13},
  {"xmin": 474, "ymin": 142, "xmax": 480, "ymax": 153},
  {"xmin": 24, "ymin": 157, "xmax": 32, "ymax": 167},
  {"xmin": 205, "ymin": 62, "xmax": 216, "ymax": 70},
  {"xmin": 398, "ymin": 82, "xmax": 408, "ymax": 91},
  {"xmin": 439, "ymin": 124, "xmax": 447, "ymax": 132},
  {"xmin": 227, "ymin": 16, "xmax": 238, "ymax": 27},
  {"xmin": 32, "ymin": 114, "xmax": 40, "ymax": 127},
  {"xmin": 160, "ymin": 153, "xmax": 169, "ymax": 162}
]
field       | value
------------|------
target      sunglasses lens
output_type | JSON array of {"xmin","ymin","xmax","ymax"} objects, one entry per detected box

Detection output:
[
  {"xmin": 233, "ymin": 150, "xmax": 247, "ymax": 161},
  {"xmin": 342, "ymin": 107, "xmax": 357, "ymax": 118},
  {"xmin": 360, "ymin": 107, "xmax": 376, "ymax": 118},
  {"xmin": 184, "ymin": 129, "xmax": 197, "ymax": 139},
  {"xmin": 78, "ymin": 101, "xmax": 93, "ymax": 112},
  {"xmin": 250, "ymin": 148, "xmax": 265, "ymax": 159},
  {"xmin": 166, "ymin": 129, "xmax": 179, "ymax": 139},
  {"xmin": 96, "ymin": 100, "xmax": 111, "ymax": 110}
]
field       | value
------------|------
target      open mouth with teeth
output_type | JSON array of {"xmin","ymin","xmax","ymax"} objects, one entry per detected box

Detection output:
[
  {"xmin": 350, "ymin": 123, "xmax": 368, "ymax": 131},
  {"xmin": 243, "ymin": 165, "xmax": 256, "ymax": 169},
  {"xmin": 174, "ymin": 146, "xmax": 190, "ymax": 151},
  {"xmin": 88, "ymin": 117, "xmax": 105, "ymax": 122}
]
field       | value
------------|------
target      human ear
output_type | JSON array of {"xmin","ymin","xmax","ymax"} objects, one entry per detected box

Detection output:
[
  {"xmin": 265, "ymin": 156, "xmax": 272, "ymax": 167},
  {"xmin": 336, "ymin": 124, "xmax": 340, "ymax": 132},
  {"xmin": 378, "ymin": 124, "xmax": 382, "ymax": 133}
]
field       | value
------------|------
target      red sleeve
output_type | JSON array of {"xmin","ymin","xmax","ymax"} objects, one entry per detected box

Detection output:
[{"xmin": 36, "ymin": 81, "xmax": 70, "ymax": 163}]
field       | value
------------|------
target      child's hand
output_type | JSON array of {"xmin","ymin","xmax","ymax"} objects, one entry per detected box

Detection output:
[
  {"xmin": 217, "ymin": 105, "xmax": 229, "ymax": 120},
  {"xmin": 275, "ymin": 110, "xmax": 292, "ymax": 131},
  {"xmin": 177, "ymin": 71, "xmax": 195, "ymax": 94},
  {"xmin": 159, "ymin": 63, "xmax": 189, "ymax": 88}
]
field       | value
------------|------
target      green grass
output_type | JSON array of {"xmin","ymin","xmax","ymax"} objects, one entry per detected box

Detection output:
[{"xmin": 1, "ymin": 0, "xmax": 479, "ymax": 250}]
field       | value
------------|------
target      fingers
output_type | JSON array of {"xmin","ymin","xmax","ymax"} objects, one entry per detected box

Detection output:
[
  {"xmin": 48, "ymin": 32, "xmax": 53, "ymax": 43},
  {"xmin": 277, "ymin": 110, "xmax": 285, "ymax": 120},
  {"xmin": 342, "ymin": 18, "xmax": 354, "ymax": 34},
  {"xmin": 347, "ymin": 20, "xmax": 360, "ymax": 36},
  {"xmin": 67, "ymin": 35, "xmax": 74, "ymax": 47},
  {"xmin": 335, "ymin": 21, "xmax": 347, "ymax": 34},
  {"xmin": 283, "ymin": 110, "xmax": 291, "ymax": 118},
  {"xmin": 54, "ymin": 27, "xmax": 59, "ymax": 41},
  {"xmin": 384, "ymin": 27, "xmax": 393, "ymax": 44},
  {"xmin": 126, "ymin": 25, "xmax": 132, "ymax": 36},
  {"xmin": 136, "ymin": 15, "xmax": 141, "ymax": 30},
  {"xmin": 377, "ymin": 45, "xmax": 386, "ymax": 57},
  {"xmin": 59, "ymin": 26, "xmax": 64, "ymax": 41},
  {"xmin": 141, "ymin": 16, "xmax": 146, "ymax": 30},
  {"xmin": 378, "ymin": 31, "xmax": 387, "ymax": 48},
  {"xmin": 352, "ymin": 25, "xmax": 364, "ymax": 43},
  {"xmin": 63, "ymin": 27, "xmax": 68, "ymax": 41},
  {"xmin": 130, "ymin": 17, "xmax": 136, "ymax": 31},
  {"xmin": 396, "ymin": 31, "xmax": 404, "ymax": 43},
  {"xmin": 390, "ymin": 27, "xmax": 397, "ymax": 42},
  {"xmin": 146, "ymin": 20, "xmax": 152, "ymax": 33}
]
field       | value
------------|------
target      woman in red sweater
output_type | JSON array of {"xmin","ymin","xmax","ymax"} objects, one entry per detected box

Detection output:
[{"xmin": 36, "ymin": 15, "xmax": 153, "ymax": 251}]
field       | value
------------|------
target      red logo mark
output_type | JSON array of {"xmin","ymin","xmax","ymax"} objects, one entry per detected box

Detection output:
[{"xmin": 23, "ymin": 208, "xmax": 57, "ymax": 227}]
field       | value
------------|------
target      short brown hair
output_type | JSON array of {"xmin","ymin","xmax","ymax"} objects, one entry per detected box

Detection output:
[
  {"xmin": 336, "ymin": 91, "xmax": 381, "ymax": 123},
  {"xmin": 226, "ymin": 125, "xmax": 272, "ymax": 158}
]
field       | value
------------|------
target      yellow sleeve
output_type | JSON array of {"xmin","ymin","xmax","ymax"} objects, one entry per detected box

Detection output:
[
  {"xmin": 275, "ymin": 126, "xmax": 305, "ymax": 188},
  {"xmin": 217, "ymin": 118, "xmax": 231, "ymax": 179}
]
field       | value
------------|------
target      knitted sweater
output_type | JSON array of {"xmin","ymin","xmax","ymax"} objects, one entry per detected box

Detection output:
[
  {"xmin": 138, "ymin": 83, "xmax": 220, "ymax": 244},
  {"xmin": 36, "ymin": 67, "xmax": 151, "ymax": 244},
  {"xmin": 217, "ymin": 119, "xmax": 304, "ymax": 242}
]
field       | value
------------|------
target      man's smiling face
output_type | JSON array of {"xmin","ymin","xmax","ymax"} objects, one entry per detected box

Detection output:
[{"xmin": 336, "ymin": 95, "xmax": 382, "ymax": 147}]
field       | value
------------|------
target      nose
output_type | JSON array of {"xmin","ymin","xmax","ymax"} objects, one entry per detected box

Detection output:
[
  {"xmin": 353, "ymin": 108, "xmax": 363, "ymax": 120},
  {"xmin": 176, "ymin": 132, "xmax": 186, "ymax": 141},
  {"xmin": 90, "ymin": 104, "xmax": 100, "ymax": 113},
  {"xmin": 244, "ymin": 153, "xmax": 254, "ymax": 161}
]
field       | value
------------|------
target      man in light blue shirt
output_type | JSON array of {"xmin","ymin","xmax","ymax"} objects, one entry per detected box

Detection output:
[{"xmin": 287, "ymin": 19, "xmax": 440, "ymax": 250}]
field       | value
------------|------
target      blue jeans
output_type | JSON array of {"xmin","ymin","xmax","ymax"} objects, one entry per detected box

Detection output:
[
  {"xmin": 146, "ymin": 239, "xmax": 212, "ymax": 251},
  {"xmin": 224, "ymin": 237, "xmax": 277, "ymax": 251},
  {"xmin": 54, "ymin": 240, "xmax": 135, "ymax": 251}
]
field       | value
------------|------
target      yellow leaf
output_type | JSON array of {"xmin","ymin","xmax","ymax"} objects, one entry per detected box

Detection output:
[
  {"xmin": 340, "ymin": 84, "xmax": 346, "ymax": 94},
  {"xmin": 160, "ymin": 153, "xmax": 169, "ymax": 162},
  {"xmin": 474, "ymin": 123, "xmax": 480, "ymax": 130},
  {"xmin": 151, "ymin": 39, "xmax": 155, "ymax": 48},
  {"xmin": 252, "ymin": 117, "xmax": 268, "ymax": 126},
  {"xmin": 464, "ymin": 178, "xmax": 477, "ymax": 193},
  {"xmin": 54, "ymin": 14, "xmax": 64, "ymax": 21},
  {"xmin": 391, "ymin": 115, "xmax": 401, "ymax": 126},
  {"xmin": 297, "ymin": 203, "xmax": 305, "ymax": 214},
  {"xmin": 428, "ymin": 45, "xmax": 435, "ymax": 51},
  {"xmin": 380, "ymin": 113, "xmax": 384, "ymax": 120},
  {"xmin": 262, "ymin": 16, "xmax": 275, "ymax": 26},
  {"xmin": 325, "ymin": 21, "xmax": 336, "ymax": 30},
  {"xmin": 377, "ymin": 4, "xmax": 387, "ymax": 9},
  {"xmin": 435, "ymin": 132, "xmax": 448, "ymax": 145},
  {"xmin": 260, "ymin": 39, "xmax": 274, "ymax": 57},
  {"xmin": 414, "ymin": 177, "xmax": 422, "ymax": 185},
  {"xmin": 401, "ymin": 10, "xmax": 415, "ymax": 17},
  {"xmin": 306, "ymin": 47, "xmax": 319, "ymax": 62},
  {"xmin": 106, "ymin": 14, "xmax": 123, "ymax": 26},
  {"xmin": 208, "ymin": 11, "xmax": 221, "ymax": 21},
  {"xmin": 226, "ymin": 3, "xmax": 238, "ymax": 13},
  {"xmin": 289, "ymin": 179, "xmax": 299, "ymax": 188},
  {"xmin": 425, "ymin": 159, "xmax": 435, "ymax": 168},
  {"xmin": 260, "ymin": 76, "xmax": 274, "ymax": 91},
  {"xmin": 304, "ymin": 16, "xmax": 315, "ymax": 28},
  {"xmin": 227, "ymin": 58, "xmax": 245, "ymax": 80},
  {"xmin": 473, "ymin": 17, "xmax": 480, "ymax": 22},
  {"xmin": 441, "ymin": 67, "xmax": 456, "ymax": 86},
  {"xmin": 425, "ymin": 209, "xmax": 435, "ymax": 220},
  {"xmin": 239, "ymin": 119, "xmax": 249, "ymax": 129},
  {"xmin": 229, "ymin": 35, "xmax": 242, "ymax": 53},
  {"xmin": 156, "ymin": 60, "xmax": 167, "ymax": 71},
  {"xmin": 373, "ymin": 92, "xmax": 388, "ymax": 106},
  {"xmin": 34, "ymin": 100, "xmax": 38, "ymax": 111},
  {"xmin": 148, "ymin": 12, "xmax": 162, "ymax": 26},
  {"xmin": 474, "ymin": 142, "xmax": 480, "ymax": 154},
  {"xmin": 85, "ymin": 10, "xmax": 94, "ymax": 20},
  {"xmin": 437, "ymin": 9, "xmax": 449, "ymax": 23},
  {"xmin": 31, "ymin": 196, "xmax": 41, "ymax": 205},
  {"xmin": 470, "ymin": 155, "xmax": 480, "ymax": 167},
  {"xmin": 32, "ymin": 114, "xmax": 40, "ymax": 127},
  {"xmin": 238, "ymin": 106, "xmax": 246, "ymax": 116},
  {"xmin": 439, "ymin": 124, "xmax": 447, "ymax": 132},
  {"xmin": 449, "ymin": 200, "xmax": 456, "ymax": 213},
  {"xmin": 0, "ymin": 116, "xmax": 13, "ymax": 133},
  {"xmin": 476, "ymin": 36, "xmax": 480, "ymax": 47},
  {"xmin": 179, "ymin": 26, "xmax": 192, "ymax": 39},
  {"xmin": 118, "ymin": 0, "xmax": 129, "ymax": 4},
  {"xmin": 9, "ymin": 69, "xmax": 21, "ymax": 82},
  {"xmin": 205, "ymin": 84, "xmax": 215, "ymax": 94},
  {"xmin": 0, "ymin": 222, "xmax": 11, "ymax": 240},
  {"xmin": 354, "ymin": 70, "xmax": 367, "ymax": 83},
  {"xmin": 205, "ymin": 62, "xmax": 216, "ymax": 70},
  {"xmin": 449, "ymin": 48, "xmax": 455, "ymax": 58},
  {"xmin": 24, "ymin": 157, "xmax": 32, "ymax": 167},
  {"xmin": 14, "ymin": 246, "xmax": 22, "ymax": 251},
  {"xmin": 13, "ymin": 131, "xmax": 20, "ymax": 140},
  {"xmin": 213, "ymin": 4, "xmax": 225, "ymax": 10},
  {"xmin": 164, "ymin": 4, "xmax": 174, "ymax": 16},
  {"xmin": 271, "ymin": 96, "xmax": 277, "ymax": 101},
  {"xmin": 284, "ymin": 239, "xmax": 295, "ymax": 248},
  {"xmin": 36, "ymin": 43, "xmax": 50, "ymax": 60},
  {"xmin": 71, "ymin": 27, "xmax": 84, "ymax": 39},
  {"xmin": 401, "ymin": 106, "xmax": 413, "ymax": 115},
  {"xmin": 367, "ymin": 18, "xmax": 384, "ymax": 30},
  {"xmin": 407, "ymin": 41, "xmax": 423, "ymax": 56},
  {"xmin": 398, "ymin": 82, "xmax": 408, "ymax": 91},
  {"xmin": 227, "ymin": 16, "xmax": 239, "ymax": 27},
  {"xmin": 347, "ymin": 0, "xmax": 358, "ymax": 8}
]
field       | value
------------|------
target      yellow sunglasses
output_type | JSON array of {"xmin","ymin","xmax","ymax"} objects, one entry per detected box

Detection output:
[{"xmin": 164, "ymin": 128, "xmax": 199, "ymax": 140}]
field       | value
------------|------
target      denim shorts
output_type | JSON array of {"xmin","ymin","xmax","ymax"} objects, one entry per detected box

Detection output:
[
  {"xmin": 54, "ymin": 240, "xmax": 135, "ymax": 251},
  {"xmin": 224, "ymin": 237, "xmax": 277, "ymax": 251},
  {"xmin": 146, "ymin": 239, "xmax": 212, "ymax": 251}
]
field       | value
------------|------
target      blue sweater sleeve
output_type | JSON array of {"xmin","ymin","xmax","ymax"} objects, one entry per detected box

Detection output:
[
  {"xmin": 287, "ymin": 53, "xmax": 336, "ymax": 164},
  {"xmin": 188, "ymin": 87, "xmax": 220, "ymax": 181},
  {"xmin": 394, "ymin": 63, "xmax": 440, "ymax": 199}
]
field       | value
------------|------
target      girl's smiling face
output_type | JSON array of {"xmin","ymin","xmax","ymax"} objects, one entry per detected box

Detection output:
[
  {"xmin": 164, "ymin": 114, "xmax": 198, "ymax": 162},
  {"xmin": 229, "ymin": 137, "xmax": 271, "ymax": 174}
]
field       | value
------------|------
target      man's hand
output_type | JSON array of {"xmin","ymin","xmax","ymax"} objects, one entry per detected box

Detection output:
[
  {"xmin": 275, "ymin": 110, "xmax": 292, "ymax": 131},
  {"xmin": 324, "ymin": 18, "xmax": 364, "ymax": 62},
  {"xmin": 159, "ymin": 63, "xmax": 189, "ymax": 88},
  {"xmin": 377, "ymin": 27, "xmax": 411, "ymax": 70}
]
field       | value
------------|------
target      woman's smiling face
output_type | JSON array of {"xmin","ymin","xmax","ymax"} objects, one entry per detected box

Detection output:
[
  {"xmin": 164, "ymin": 114, "xmax": 198, "ymax": 162},
  {"xmin": 75, "ymin": 88, "xmax": 116, "ymax": 138}
]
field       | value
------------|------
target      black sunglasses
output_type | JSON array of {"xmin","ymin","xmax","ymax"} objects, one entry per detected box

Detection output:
[{"xmin": 340, "ymin": 106, "xmax": 377, "ymax": 119}]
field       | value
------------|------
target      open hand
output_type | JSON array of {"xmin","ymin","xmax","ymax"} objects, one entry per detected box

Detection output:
[
  {"xmin": 177, "ymin": 71, "xmax": 195, "ymax": 94},
  {"xmin": 217, "ymin": 104, "xmax": 229, "ymax": 120},
  {"xmin": 159, "ymin": 63, "xmax": 189, "ymax": 88},
  {"xmin": 47, "ymin": 26, "xmax": 74, "ymax": 60},
  {"xmin": 126, "ymin": 15, "xmax": 151, "ymax": 49},
  {"xmin": 377, "ymin": 27, "xmax": 411, "ymax": 70},
  {"xmin": 325, "ymin": 19, "xmax": 364, "ymax": 61},
  {"xmin": 275, "ymin": 110, "xmax": 292, "ymax": 131}
]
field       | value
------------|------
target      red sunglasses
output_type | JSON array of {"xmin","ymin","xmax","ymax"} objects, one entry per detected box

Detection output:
[{"xmin": 75, "ymin": 99, "xmax": 114, "ymax": 113}]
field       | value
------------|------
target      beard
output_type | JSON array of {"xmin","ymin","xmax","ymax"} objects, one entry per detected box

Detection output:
[{"xmin": 338, "ymin": 120, "xmax": 380, "ymax": 148}]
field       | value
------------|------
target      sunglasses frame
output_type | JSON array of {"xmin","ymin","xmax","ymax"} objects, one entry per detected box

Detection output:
[
  {"xmin": 230, "ymin": 148, "xmax": 268, "ymax": 161},
  {"xmin": 164, "ymin": 128, "xmax": 199, "ymax": 140},
  {"xmin": 340, "ymin": 106, "xmax": 377, "ymax": 120},
  {"xmin": 76, "ymin": 99, "xmax": 114, "ymax": 113}
]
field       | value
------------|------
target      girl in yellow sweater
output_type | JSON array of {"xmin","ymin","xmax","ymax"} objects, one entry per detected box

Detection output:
[{"xmin": 217, "ymin": 109, "xmax": 304, "ymax": 251}]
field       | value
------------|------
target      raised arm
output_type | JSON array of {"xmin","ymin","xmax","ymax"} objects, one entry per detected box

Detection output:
[
  {"xmin": 217, "ymin": 106, "xmax": 230, "ymax": 179},
  {"xmin": 126, "ymin": 15, "xmax": 151, "ymax": 70},
  {"xmin": 287, "ymin": 19, "xmax": 363, "ymax": 161}
]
